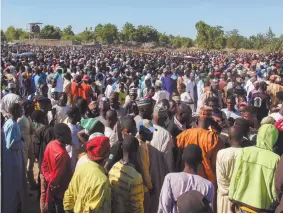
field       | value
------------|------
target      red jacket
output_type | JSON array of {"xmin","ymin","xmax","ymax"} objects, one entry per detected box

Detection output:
[{"xmin": 41, "ymin": 140, "xmax": 72, "ymax": 204}]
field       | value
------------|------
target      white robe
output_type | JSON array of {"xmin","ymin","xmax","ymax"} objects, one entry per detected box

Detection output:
[{"xmin": 216, "ymin": 147, "xmax": 242, "ymax": 213}]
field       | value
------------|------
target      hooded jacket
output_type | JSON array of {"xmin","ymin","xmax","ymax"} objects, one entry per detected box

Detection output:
[{"xmin": 229, "ymin": 124, "xmax": 280, "ymax": 212}]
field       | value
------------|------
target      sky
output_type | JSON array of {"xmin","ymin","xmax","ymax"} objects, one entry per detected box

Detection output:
[{"xmin": 1, "ymin": 0, "xmax": 283, "ymax": 39}]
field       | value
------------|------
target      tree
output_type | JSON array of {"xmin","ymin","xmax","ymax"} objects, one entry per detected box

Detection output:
[
  {"xmin": 120, "ymin": 22, "xmax": 136, "ymax": 42},
  {"xmin": 40, "ymin": 25, "xmax": 62, "ymax": 39},
  {"xmin": 5, "ymin": 26, "xmax": 17, "ymax": 41},
  {"xmin": 103, "ymin": 24, "xmax": 119, "ymax": 44},
  {"xmin": 158, "ymin": 33, "xmax": 170, "ymax": 47},
  {"xmin": 62, "ymin": 25, "xmax": 74, "ymax": 40},
  {"xmin": 135, "ymin": 25, "xmax": 159, "ymax": 43},
  {"xmin": 78, "ymin": 27, "xmax": 94, "ymax": 42},
  {"xmin": 266, "ymin": 27, "xmax": 275, "ymax": 43},
  {"xmin": 226, "ymin": 29, "xmax": 242, "ymax": 50},
  {"xmin": 195, "ymin": 21, "xmax": 225, "ymax": 50}
]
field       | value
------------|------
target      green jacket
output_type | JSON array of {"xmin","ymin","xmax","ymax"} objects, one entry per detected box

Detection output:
[{"xmin": 229, "ymin": 124, "xmax": 280, "ymax": 212}]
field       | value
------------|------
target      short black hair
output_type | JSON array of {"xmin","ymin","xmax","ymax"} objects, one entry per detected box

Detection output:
[
  {"xmin": 205, "ymin": 97, "xmax": 218, "ymax": 105},
  {"xmin": 122, "ymin": 135, "xmax": 139, "ymax": 153},
  {"xmin": 31, "ymin": 110, "xmax": 46, "ymax": 124},
  {"xmin": 121, "ymin": 116, "xmax": 136, "ymax": 131},
  {"xmin": 226, "ymin": 95, "xmax": 236, "ymax": 103},
  {"xmin": 242, "ymin": 106, "xmax": 257, "ymax": 115},
  {"xmin": 182, "ymin": 144, "xmax": 202, "ymax": 169},
  {"xmin": 8, "ymin": 102, "xmax": 22, "ymax": 115},
  {"xmin": 66, "ymin": 106, "xmax": 81, "ymax": 118}
]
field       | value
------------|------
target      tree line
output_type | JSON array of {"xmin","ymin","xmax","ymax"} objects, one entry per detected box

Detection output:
[{"xmin": 1, "ymin": 21, "xmax": 282, "ymax": 52}]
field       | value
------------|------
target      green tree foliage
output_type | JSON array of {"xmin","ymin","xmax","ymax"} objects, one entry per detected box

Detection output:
[
  {"xmin": 195, "ymin": 21, "xmax": 225, "ymax": 50},
  {"xmin": 135, "ymin": 25, "xmax": 159, "ymax": 43},
  {"xmin": 120, "ymin": 22, "xmax": 137, "ymax": 42},
  {"xmin": 5, "ymin": 26, "xmax": 17, "ymax": 41},
  {"xmin": 226, "ymin": 29, "xmax": 243, "ymax": 50},
  {"xmin": 61, "ymin": 25, "xmax": 74, "ymax": 40},
  {"xmin": 78, "ymin": 27, "xmax": 94, "ymax": 42},
  {"xmin": 158, "ymin": 33, "xmax": 170, "ymax": 47},
  {"xmin": 4, "ymin": 26, "xmax": 28, "ymax": 41},
  {"xmin": 3, "ymin": 22, "xmax": 282, "ymax": 52},
  {"xmin": 170, "ymin": 36, "xmax": 193, "ymax": 48},
  {"xmin": 93, "ymin": 24, "xmax": 118, "ymax": 44},
  {"xmin": 40, "ymin": 25, "xmax": 62, "ymax": 39}
]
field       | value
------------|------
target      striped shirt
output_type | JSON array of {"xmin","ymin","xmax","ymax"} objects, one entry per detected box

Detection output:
[{"xmin": 109, "ymin": 161, "xmax": 144, "ymax": 213}]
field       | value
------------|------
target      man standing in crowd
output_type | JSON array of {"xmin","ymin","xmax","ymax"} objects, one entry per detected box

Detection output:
[
  {"xmin": 108, "ymin": 136, "xmax": 144, "ymax": 213},
  {"xmin": 41, "ymin": 123, "xmax": 73, "ymax": 212},
  {"xmin": 0, "ymin": 83, "xmax": 21, "ymax": 119},
  {"xmin": 158, "ymin": 144, "xmax": 214, "ymax": 213},
  {"xmin": 229, "ymin": 124, "xmax": 280, "ymax": 212},
  {"xmin": 2, "ymin": 103, "xmax": 27, "ymax": 212},
  {"xmin": 64, "ymin": 136, "xmax": 111, "ymax": 213}
]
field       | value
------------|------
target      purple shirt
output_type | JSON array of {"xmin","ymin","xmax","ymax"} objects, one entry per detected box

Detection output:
[{"xmin": 158, "ymin": 172, "xmax": 214, "ymax": 213}]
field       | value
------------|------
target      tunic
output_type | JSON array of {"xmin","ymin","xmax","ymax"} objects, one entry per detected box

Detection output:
[
  {"xmin": 2, "ymin": 119, "xmax": 27, "ymax": 212},
  {"xmin": 158, "ymin": 172, "xmax": 214, "ymax": 213},
  {"xmin": 148, "ymin": 124, "xmax": 174, "ymax": 212},
  {"xmin": 64, "ymin": 161, "xmax": 111, "ymax": 213},
  {"xmin": 216, "ymin": 147, "xmax": 242, "ymax": 213}
]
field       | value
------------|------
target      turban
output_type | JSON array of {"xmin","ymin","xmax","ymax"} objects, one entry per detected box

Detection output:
[{"xmin": 86, "ymin": 136, "xmax": 110, "ymax": 161}]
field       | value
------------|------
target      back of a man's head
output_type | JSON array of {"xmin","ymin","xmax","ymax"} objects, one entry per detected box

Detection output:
[{"xmin": 122, "ymin": 135, "xmax": 139, "ymax": 153}]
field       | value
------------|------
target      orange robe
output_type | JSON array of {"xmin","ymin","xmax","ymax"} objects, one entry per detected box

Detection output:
[{"xmin": 176, "ymin": 128, "xmax": 224, "ymax": 186}]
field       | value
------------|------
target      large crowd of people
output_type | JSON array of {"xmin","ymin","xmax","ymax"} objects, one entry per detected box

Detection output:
[{"xmin": 1, "ymin": 44, "xmax": 283, "ymax": 213}]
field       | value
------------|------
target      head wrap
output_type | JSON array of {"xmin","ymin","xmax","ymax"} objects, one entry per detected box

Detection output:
[
  {"xmin": 89, "ymin": 132, "xmax": 104, "ymax": 140},
  {"xmin": 81, "ymin": 118, "xmax": 104, "ymax": 135},
  {"xmin": 153, "ymin": 102, "xmax": 168, "ymax": 117},
  {"xmin": 86, "ymin": 136, "xmax": 110, "ymax": 161}
]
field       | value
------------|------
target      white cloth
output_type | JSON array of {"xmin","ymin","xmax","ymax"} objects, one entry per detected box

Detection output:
[
  {"xmin": 180, "ymin": 92, "xmax": 193, "ymax": 103},
  {"xmin": 152, "ymin": 90, "xmax": 170, "ymax": 103},
  {"xmin": 55, "ymin": 74, "xmax": 64, "ymax": 92},
  {"xmin": 185, "ymin": 79, "xmax": 195, "ymax": 101},
  {"xmin": 104, "ymin": 127, "xmax": 118, "ymax": 147},
  {"xmin": 0, "ymin": 93, "xmax": 21, "ymax": 118},
  {"xmin": 196, "ymin": 80, "xmax": 204, "ymax": 113},
  {"xmin": 216, "ymin": 147, "xmax": 242, "ymax": 213},
  {"xmin": 66, "ymin": 123, "xmax": 82, "ymax": 171},
  {"xmin": 17, "ymin": 115, "xmax": 33, "ymax": 166},
  {"xmin": 105, "ymin": 84, "xmax": 113, "ymax": 99},
  {"xmin": 48, "ymin": 105, "xmax": 71, "ymax": 124},
  {"xmin": 270, "ymin": 112, "xmax": 283, "ymax": 122},
  {"xmin": 148, "ymin": 124, "xmax": 174, "ymax": 212}
]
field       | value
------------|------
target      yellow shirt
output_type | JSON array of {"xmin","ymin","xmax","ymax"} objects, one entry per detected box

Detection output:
[
  {"xmin": 109, "ymin": 161, "xmax": 144, "ymax": 213},
  {"xmin": 63, "ymin": 161, "xmax": 111, "ymax": 213},
  {"xmin": 137, "ymin": 136, "xmax": 153, "ymax": 192}
]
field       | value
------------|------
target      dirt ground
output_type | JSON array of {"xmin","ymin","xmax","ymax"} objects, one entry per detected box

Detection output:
[{"xmin": 26, "ymin": 162, "xmax": 40, "ymax": 213}]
